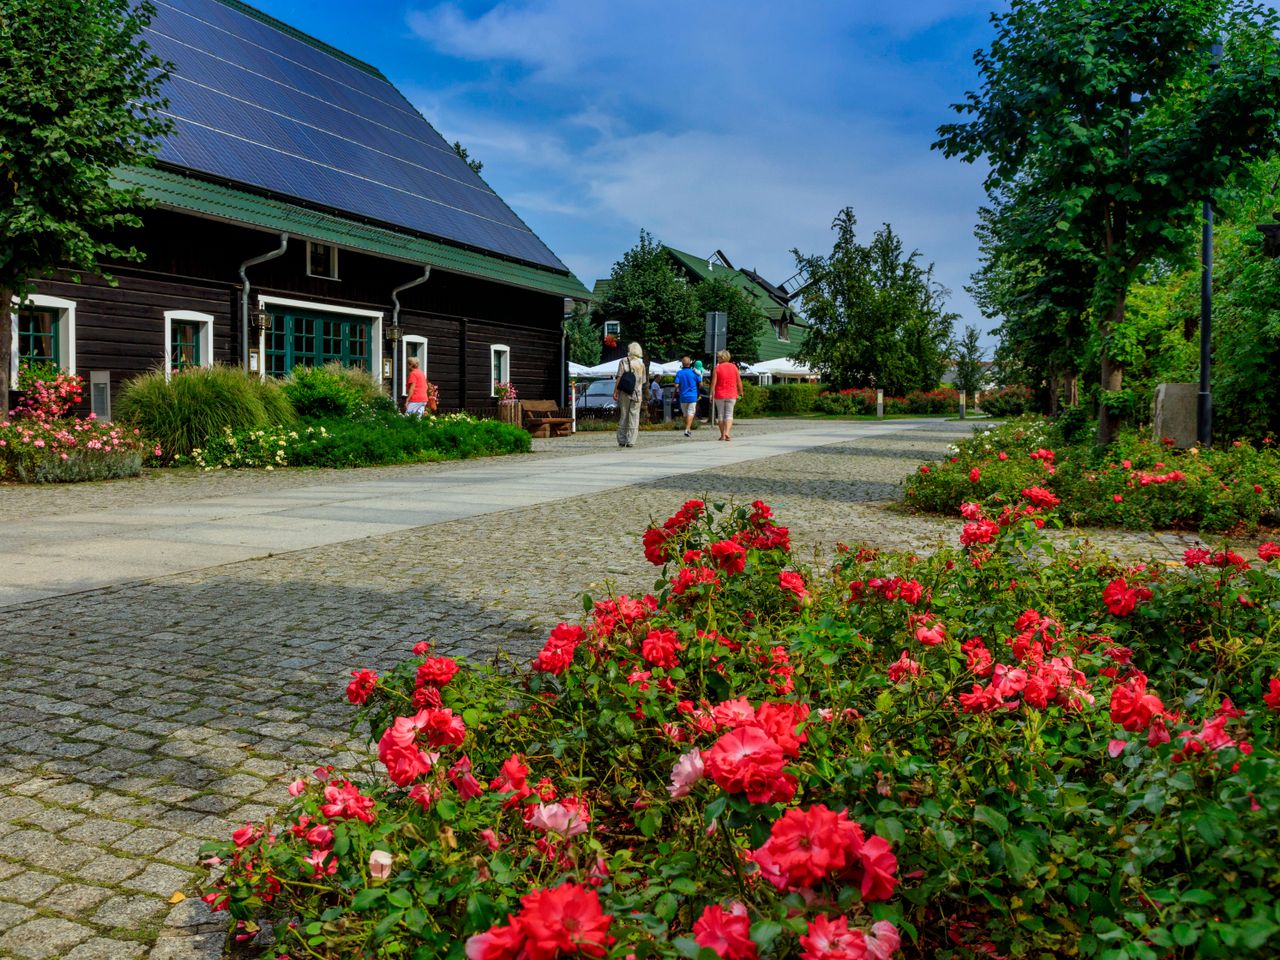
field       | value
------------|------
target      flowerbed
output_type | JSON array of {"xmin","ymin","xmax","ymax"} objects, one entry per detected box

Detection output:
[
  {"xmin": 813, "ymin": 388, "xmax": 960, "ymax": 417},
  {"xmin": 183, "ymin": 412, "xmax": 530, "ymax": 470},
  {"xmin": 905, "ymin": 416, "xmax": 1280, "ymax": 532},
  {"xmin": 202, "ymin": 494, "xmax": 1280, "ymax": 959},
  {"xmin": 1, "ymin": 370, "xmax": 148, "ymax": 482}
]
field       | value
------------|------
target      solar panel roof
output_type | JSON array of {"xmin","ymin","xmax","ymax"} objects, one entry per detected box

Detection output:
[{"xmin": 143, "ymin": 0, "xmax": 569, "ymax": 273}]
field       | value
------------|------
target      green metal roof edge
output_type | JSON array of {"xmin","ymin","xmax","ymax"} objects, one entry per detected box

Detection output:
[
  {"xmin": 114, "ymin": 165, "xmax": 588, "ymax": 299},
  {"xmin": 211, "ymin": 0, "xmax": 388, "ymax": 82},
  {"xmin": 663, "ymin": 246, "xmax": 797, "ymax": 323}
]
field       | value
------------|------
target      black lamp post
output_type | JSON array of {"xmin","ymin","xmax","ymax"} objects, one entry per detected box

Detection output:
[{"xmin": 1197, "ymin": 42, "xmax": 1222, "ymax": 447}]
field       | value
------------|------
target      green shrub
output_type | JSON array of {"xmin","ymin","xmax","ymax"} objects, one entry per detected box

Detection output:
[
  {"xmin": 813, "ymin": 387, "xmax": 876, "ymax": 415},
  {"xmin": 185, "ymin": 412, "xmax": 530, "ymax": 469},
  {"xmin": 978, "ymin": 384, "xmax": 1032, "ymax": 417},
  {"xmin": 115, "ymin": 364, "xmax": 292, "ymax": 458},
  {"xmin": 734, "ymin": 381, "xmax": 767, "ymax": 418},
  {"xmin": 283, "ymin": 363, "xmax": 385, "ymax": 420},
  {"xmin": 765, "ymin": 382, "xmax": 821, "ymax": 414}
]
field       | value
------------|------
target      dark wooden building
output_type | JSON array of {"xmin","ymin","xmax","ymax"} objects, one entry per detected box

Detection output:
[{"xmin": 14, "ymin": 0, "xmax": 586, "ymax": 417}]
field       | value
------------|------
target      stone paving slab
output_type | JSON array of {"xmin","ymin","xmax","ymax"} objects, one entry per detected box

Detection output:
[{"xmin": 0, "ymin": 418, "xmax": 1210, "ymax": 958}]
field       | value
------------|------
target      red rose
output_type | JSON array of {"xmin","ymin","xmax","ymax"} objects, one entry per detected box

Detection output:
[
  {"xmin": 416, "ymin": 657, "xmax": 459, "ymax": 688},
  {"xmin": 345, "ymin": 669, "xmax": 377, "ymax": 705},
  {"xmin": 703, "ymin": 727, "xmax": 791, "ymax": 803},
  {"xmin": 1110, "ymin": 675, "xmax": 1164, "ymax": 732},
  {"xmin": 710, "ymin": 539, "xmax": 748, "ymax": 575},
  {"xmin": 642, "ymin": 627, "xmax": 681, "ymax": 669},
  {"xmin": 643, "ymin": 526, "xmax": 675, "ymax": 566},
  {"xmin": 1258, "ymin": 541, "xmax": 1280, "ymax": 562},
  {"xmin": 517, "ymin": 882, "xmax": 613, "ymax": 959},
  {"xmin": 969, "ymin": 467, "xmax": 981, "ymax": 483},
  {"xmin": 1263, "ymin": 677, "xmax": 1280, "ymax": 712},
  {"xmin": 693, "ymin": 902, "xmax": 757, "ymax": 960}
]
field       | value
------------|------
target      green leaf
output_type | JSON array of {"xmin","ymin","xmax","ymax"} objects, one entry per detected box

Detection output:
[
  {"xmin": 751, "ymin": 921, "xmax": 784, "ymax": 949},
  {"xmin": 351, "ymin": 888, "xmax": 385, "ymax": 911},
  {"xmin": 974, "ymin": 804, "xmax": 1009, "ymax": 836}
]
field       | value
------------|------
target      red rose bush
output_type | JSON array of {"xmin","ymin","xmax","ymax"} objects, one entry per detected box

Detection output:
[{"xmin": 201, "ymin": 497, "xmax": 1280, "ymax": 958}]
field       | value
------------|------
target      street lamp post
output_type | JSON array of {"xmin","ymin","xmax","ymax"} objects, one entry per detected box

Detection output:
[{"xmin": 1197, "ymin": 42, "xmax": 1222, "ymax": 447}]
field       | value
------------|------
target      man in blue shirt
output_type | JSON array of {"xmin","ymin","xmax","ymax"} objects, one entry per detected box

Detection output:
[{"xmin": 674, "ymin": 357, "xmax": 701, "ymax": 437}]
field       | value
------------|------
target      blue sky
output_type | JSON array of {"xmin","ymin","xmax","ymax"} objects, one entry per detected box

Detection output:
[{"xmin": 253, "ymin": 0, "xmax": 1007, "ymax": 337}]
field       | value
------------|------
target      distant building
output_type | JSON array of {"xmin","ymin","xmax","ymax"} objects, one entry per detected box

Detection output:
[
  {"xmin": 13, "ymin": 0, "xmax": 587, "ymax": 416},
  {"xmin": 588, "ymin": 247, "xmax": 808, "ymax": 364}
]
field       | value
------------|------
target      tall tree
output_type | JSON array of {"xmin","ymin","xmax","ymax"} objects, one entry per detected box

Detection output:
[
  {"xmin": 563, "ymin": 301, "xmax": 601, "ymax": 366},
  {"xmin": 935, "ymin": 0, "xmax": 1280, "ymax": 442},
  {"xmin": 0, "ymin": 0, "xmax": 171, "ymax": 414},
  {"xmin": 952, "ymin": 325, "xmax": 987, "ymax": 399},
  {"xmin": 694, "ymin": 274, "xmax": 767, "ymax": 363},
  {"xmin": 595, "ymin": 230, "xmax": 700, "ymax": 361},
  {"xmin": 793, "ymin": 208, "xmax": 955, "ymax": 394}
]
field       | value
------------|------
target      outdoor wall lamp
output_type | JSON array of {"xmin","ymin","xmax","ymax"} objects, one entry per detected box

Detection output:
[
  {"xmin": 253, "ymin": 309, "xmax": 273, "ymax": 334},
  {"xmin": 386, "ymin": 324, "xmax": 403, "ymax": 342}
]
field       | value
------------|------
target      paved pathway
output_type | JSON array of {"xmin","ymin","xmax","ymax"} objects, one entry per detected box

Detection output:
[{"xmin": 0, "ymin": 418, "xmax": 1203, "ymax": 959}]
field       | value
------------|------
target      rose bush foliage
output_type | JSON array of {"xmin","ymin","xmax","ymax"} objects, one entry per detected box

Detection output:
[
  {"xmin": 904, "ymin": 416, "xmax": 1280, "ymax": 532},
  {"xmin": 201, "ymin": 495, "xmax": 1280, "ymax": 959}
]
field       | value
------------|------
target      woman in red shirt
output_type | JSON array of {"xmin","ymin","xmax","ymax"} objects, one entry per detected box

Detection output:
[
  {"xmin": 404, "ymin": 357, "xmax": 428, "ymax": 417},
  {"xmin": 709, "ymin": 349, "xmax": 742, "ymax": 441}
]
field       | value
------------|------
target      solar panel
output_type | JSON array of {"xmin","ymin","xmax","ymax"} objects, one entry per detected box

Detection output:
[{"xmin": 144, "ymin": 0, "xmax": 568, "ymax": 272}]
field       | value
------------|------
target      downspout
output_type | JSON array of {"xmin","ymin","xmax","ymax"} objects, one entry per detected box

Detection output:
[
  {"xmin": 238, "ymin": 234, "xmax": 289, "ymax": 372},
  {"xmin": 390, "ymin": 266, "xmax": 431, "ymax": 401}
]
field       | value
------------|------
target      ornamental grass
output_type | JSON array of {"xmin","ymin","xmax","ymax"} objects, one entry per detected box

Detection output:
[
  {"xmin": 201, "ymin": 496, "xmax": 1280, "ymax": 959},
  {"xmin": 115, "ymin": 364, "xmax": 295, "ymax": 459}
]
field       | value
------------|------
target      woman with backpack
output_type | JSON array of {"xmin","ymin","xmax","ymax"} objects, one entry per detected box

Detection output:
[{"xmin": 613, "ymin": 341, "xmax": 647, "ymax": 448}]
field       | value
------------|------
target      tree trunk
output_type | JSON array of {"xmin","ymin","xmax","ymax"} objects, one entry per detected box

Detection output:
[
  {"xmin": 0, "ymin": 285, "xmax": 10, "ymax": 420},
  {"xmin": 1097, "ymin": 294, "xmax": 1127, "ymax": 446}
]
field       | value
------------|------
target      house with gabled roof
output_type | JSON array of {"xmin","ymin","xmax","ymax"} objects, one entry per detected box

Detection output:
[
  {"xmin": 587, "ymin": 247, "xmax": 807, "ymax": 366},
  {"xmin": 12, "ymin": 0, "xmax": 587, "ymax": 415},
  {"xmin": 660, "ymin": 248, "xmax": 807, "ymax": 363}
]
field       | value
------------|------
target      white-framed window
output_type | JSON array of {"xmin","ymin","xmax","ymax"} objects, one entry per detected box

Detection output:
[
  {"xmin": 402, "ymin": 335, "xmax": 428, "ymax": 394},
  {"xmin": 306, "ymin": 242, "xmax": 340, "ymax": 280},
  {"xmin": 603, "ymin": 320, "xmax": 620, "ymax": 338},
  {"xmin": 163, "ymin": 310, "xmax": 215, "ymax": 379},
  {"xmin": 10, "ymin": 294, "xmax": 76, "ymax": 381},
  {"xmin": 490, "ymin": 343, "xmax": 510, "ymax": 396},
  {"xmin": 257, "ymin": 294, "xmax": 383, "ymax": 384},
  {"xmin": 775, "ymin": 319, "xmax": 790, "ymax": 342}
]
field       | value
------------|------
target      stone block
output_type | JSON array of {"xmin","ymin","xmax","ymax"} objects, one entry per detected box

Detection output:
[
  {"xmin": 1152, "ymin": 383, "xmax": 1199, "ymax": 449},
  {"xmin": 0, "ymin": 916, "xmax": 93, "ymax": 958}
]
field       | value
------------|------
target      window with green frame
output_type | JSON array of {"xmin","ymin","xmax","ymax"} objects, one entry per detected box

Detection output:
[
  {"xmin": 17, "ymin": 306, "xmax": 60, "ymax": 369},
  {"xmin": 263, "ymin": 310, "xmax": 373, "ymax": 377},
  {"xmin": 170, "ymin": 321, "xmax": 201, "ymax": 371}
]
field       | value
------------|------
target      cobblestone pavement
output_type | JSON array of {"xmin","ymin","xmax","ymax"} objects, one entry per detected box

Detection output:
[{"xmin": 0, "ymin": 419, "xmax": 1205, "ymax": 958}]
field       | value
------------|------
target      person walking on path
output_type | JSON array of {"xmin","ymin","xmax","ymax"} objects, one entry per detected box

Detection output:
[
  {"xmin": 710, "ymin": 349, "xmax": 742, "ymax": 441},
  {"xmin": 613, "ymin": 342, "xmax": 647, "ymax": 447},
  {"xmin": 674, "ymin": 356, "xmax": 700, "ymax": 437},
  {"xmin": 404, "ymin": 357, "xmax": 429, "ymax": 417},
  {"xmin": 649, "ymin": 376, "xmax": 663, "ymax": 421}
]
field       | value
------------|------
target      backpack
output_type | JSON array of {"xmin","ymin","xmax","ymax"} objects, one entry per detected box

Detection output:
[{"xmin": 617, "ymin": 359, "xmax": 637, "ymax": 396}]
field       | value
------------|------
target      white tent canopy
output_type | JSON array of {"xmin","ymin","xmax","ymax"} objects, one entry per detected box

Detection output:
[
  {"xmin": 573, "ymin": 358, "xmax": 673, "ymax": 379},
  {"xmin": 752, "ymin": 356, "xmax": 819, "ymax": 380},
  {"xmin": 567, "ymin": 362, "xmax": 592, "ymax": 378}
]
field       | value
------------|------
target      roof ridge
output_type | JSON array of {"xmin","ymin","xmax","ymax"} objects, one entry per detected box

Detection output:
[{"xmin": 210, "ymin": 0, "xmax": 388, "ymax": 82}]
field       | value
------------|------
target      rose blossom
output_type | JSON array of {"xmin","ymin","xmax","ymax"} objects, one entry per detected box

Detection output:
[
  {"xmin": 368, "ymin": 849, "xmax": 393, "ymax": 880},
  {"xmin": 693, "ymin": 902, "xmax": 757, "ymax": 960},
  {"xmin": 668, "ymin": 748, "xmax": 705, "ymax": 798}
]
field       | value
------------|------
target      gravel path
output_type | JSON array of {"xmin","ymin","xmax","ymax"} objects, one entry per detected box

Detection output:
[{"xmin": 0, "ymin": 418, "xmax": 1205, "ymax": 959}]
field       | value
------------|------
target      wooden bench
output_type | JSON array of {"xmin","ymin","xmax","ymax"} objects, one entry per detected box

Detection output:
[{"xmin": 521, "ymin": 399, "xmax": 573, "ymax": 438}]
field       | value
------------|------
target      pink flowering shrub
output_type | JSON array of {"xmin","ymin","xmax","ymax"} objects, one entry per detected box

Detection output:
[
  {"xmin": 201, "ymin": 498, "xmax": 1280, "ymax": 958},
  {"xmin": 0, "ymin": 417, "xmax": 147, "ymax": 482},
  {"xmin": 906, "ymin": 415, "xmax": 1280, "ymax": 532}
]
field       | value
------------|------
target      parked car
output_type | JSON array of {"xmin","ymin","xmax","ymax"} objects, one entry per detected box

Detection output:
[{"xmin": 576, "ymin": 379, "xmax": 618, "ymax": 414}]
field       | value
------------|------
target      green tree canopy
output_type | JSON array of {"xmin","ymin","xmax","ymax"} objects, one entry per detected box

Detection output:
[
  {"xmin": 595, "ymin": 230, "xmax": 700, "ymax": 361},
  {"xmin": 694, "ymin": 274, "xmax": 766, "ymax": 363},
  {"xmin": 793, "ymin": 208, "xmax": 955, "ymax": 394},
  {"xmin": 0, "ymin": 0, "xmax": 171, "ymax": 412},
  {"xmin": 952, "ymin": 325, "xmax": 987, "ymax": 398},
  {"xmin": 936, "ymin": 0, "xmax": 1280, "ymax": 442},
  {"xmin": 564, "ymin": 302, "xmax": 601, "ymax": 367}
]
